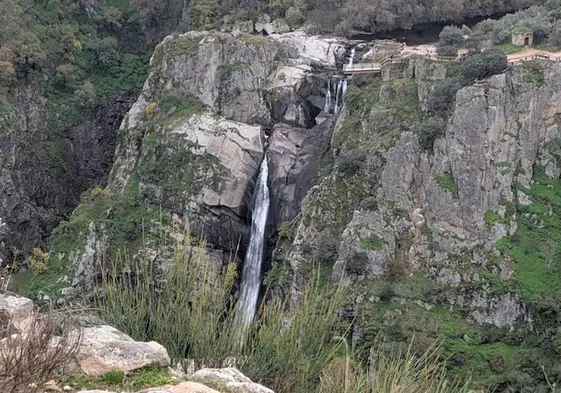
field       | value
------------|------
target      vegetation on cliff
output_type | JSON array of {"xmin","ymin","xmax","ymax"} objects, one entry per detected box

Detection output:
[
  {"xmin": 90, "ymin": 238, "xmax": 470, "ymax": 393},
  {"xmin": 0, "ymin": 0, "xmax": 183, "ymax": 118}
]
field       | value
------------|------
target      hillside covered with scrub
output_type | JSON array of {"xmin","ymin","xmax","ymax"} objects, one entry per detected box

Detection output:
[{"xmin": 5, "ymin": 0, "xmax": 561, "ymax": 392}]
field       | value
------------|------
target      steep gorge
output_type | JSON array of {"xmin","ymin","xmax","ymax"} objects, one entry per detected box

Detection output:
[
  {"xmin": 13, "ymin": 18, "xmax": 561, "ymax": 393},
  {"xmin": 31, "ymin": 30, "xmax": 345, "ymax": 299}
]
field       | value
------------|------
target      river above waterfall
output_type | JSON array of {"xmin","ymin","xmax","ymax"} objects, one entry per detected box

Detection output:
[{"xmin": 350, "ymin": 11, "xmax": 510, "ymax": 45}]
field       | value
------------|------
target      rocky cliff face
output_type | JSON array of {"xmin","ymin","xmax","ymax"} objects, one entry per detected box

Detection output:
[
  {"xmin": 31, "ymin": 26, "xmax": 561, "ymax": 389},
  {"xmin": 38, "ymin": 30, "xmax": 346, "ymax": 298},
  {"xmin": 0, "ymin": 82, "xmax": 135, "ymax": 266},
  {"xmin": 278, "ymin": 58, "xmax": 561, "ymax": 388}
]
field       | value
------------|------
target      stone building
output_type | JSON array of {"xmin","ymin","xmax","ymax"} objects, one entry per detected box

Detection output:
[{"xmin": 512, "ymin": 26, "xmax": 533, "ymax": 46}]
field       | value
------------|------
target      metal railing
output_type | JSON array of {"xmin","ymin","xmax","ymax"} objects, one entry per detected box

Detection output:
[
  {"xmin": 343, "ymin": 62, "xmax": 382, "ymax": 73},
  {"xmin": 509, "ymin": 53, "xmax": 561, "ymax": 64}
]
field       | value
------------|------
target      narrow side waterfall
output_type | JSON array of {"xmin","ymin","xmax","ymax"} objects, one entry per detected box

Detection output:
[
  {"xmin": 348, "ymin": 48, "xmax": 356, "ymax": 66},
  {"xmin": 238, "ymin": 156, "xmax": 270, "ymax": 327},
  {"xmin": 323, "ymin": 79, "xmax": 333, "ymax": 113}
]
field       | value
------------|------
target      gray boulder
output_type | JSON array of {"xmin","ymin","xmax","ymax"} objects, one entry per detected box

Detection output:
[
  {"xmin": 232, "ymin": 20, "xmax": 254, "ymax": 36},
  {"xmin": 76, "ymin": 325, "xmax": 170, "ymax": 376},
  {"xmin": 270, "ymin": 19, "xmax": 291, "ymax": 34},
  {"xmin": 255, "ymin": 14, "xmax": 272, "ymax": 33}
]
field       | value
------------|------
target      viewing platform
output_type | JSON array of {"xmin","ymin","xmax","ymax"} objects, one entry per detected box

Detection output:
[
  {"xmin": 343, "ymin": 62, "xmax": 382, "ymax": 75},
  {"xmin": 342, "ymin": 56, "xmax": 405, "ymax": 75}
]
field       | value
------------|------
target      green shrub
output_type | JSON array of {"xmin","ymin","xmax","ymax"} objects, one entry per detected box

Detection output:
[
  {"xmin": 549, "ymin": 20, "xmax": 561, "ymax": 48},
  {"xmin": 427, "ymin": 77, "xmax": 464, "ymax": 117},
  {"xmin": 484, "ymin": 210, "xmax": 503, "ymax": 226},
  {"xmin": 418, "ymin": 117, "xmax": 445, "ymax": 151},
  {"xmin": 460, "ymin": 49, "xmax": 508, "ymax": 81},
  {"xmin": 0, "ymin": 46, "xmax": 16, "ymax": 85},
  {"xmin": 75, "ymin": 81, "xmax": 96, "ymax": 108},
  {"xmin": 360, "ymin": 235, "xmax": 386, "ymax": 251},
  {"xmin": 379, "ymin": 284, "xmax": 395, "ymax": 301},
  {"xmin": 242, "ymin": 270, "xmax": 346, "ymax": 393},
  {"xmin": 96, "ymin": 238, "xmax": 240, "ymax": 366},
  {"xmin": 434, "ymin": 173, "xmax": 458, "ymax": 194},
  {"xmin": 359, "ymin": 197, "xmax": 378, "ymax": 211},
  {"xmin": 438, "ymin": 26, "xmax": 464, "ymax": 47},
  {"xmin": 337, "ymin": 150, "xmax": 366, "ymax": 176},
  {"xmin": 345, "ymin": 252, "xmax": 369, "ymax": 275},
  {"xmin": 523, "ymin": 62, "xmax": 545, "ymax": 87},
  {"xmin": 466, "ymin": 30, "xmax": 486, "ymax": 52},
  {"xmin": 437, "ymin": 26, "xmax": 463, "ymax": 57},
  {"xmin": 437, "ymin": 45, "xmax": 459, "ymax": 57},
  {"xmin": 317, "ymin": 338, "xmax": 470, "ymax": 393},
  {"xmin": 278, "ymin": 221, "xmax": 295, "ymax": 241}
]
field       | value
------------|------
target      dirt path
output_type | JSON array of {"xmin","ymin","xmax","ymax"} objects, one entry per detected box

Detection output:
[
  {"xmin": 506, "ymin": 47, "xmax": 561, "ymax": 62},
  {"xmin": 399, "ymin": 43, "xmax": 561, "ymax": 62}
]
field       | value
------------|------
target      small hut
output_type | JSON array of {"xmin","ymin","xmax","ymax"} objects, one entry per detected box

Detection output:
[{"xmin": 512, "ymin": 26, "xmax": 533, "ymax": 46}]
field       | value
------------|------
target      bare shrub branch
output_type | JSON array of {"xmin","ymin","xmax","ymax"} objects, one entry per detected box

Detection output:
[{"xmin": 0, "ymin": 308, "xmax": 82, "ymax": 393}]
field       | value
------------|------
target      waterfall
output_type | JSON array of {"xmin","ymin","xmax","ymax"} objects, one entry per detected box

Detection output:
[
  {"xmin": 334, "ymin": 79, "xmax": 344, "ymax": 115},
  {"xmin": 324, "ymin": 46, "xmax": 356, "ymax": 115},
  {"xmin": 348, "ymin": 48, "xmax": 356, "ymax": 66},
  {"xmin": 237, "ymin": 156, "xmax": 270, "ymax": 327},
  {"xmin": 323, "ymin": 79, "xmax": 332, "ymax": 114}
]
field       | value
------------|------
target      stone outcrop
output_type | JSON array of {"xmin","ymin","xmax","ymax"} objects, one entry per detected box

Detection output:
[
  {"xmin": 232, "ymin": 21, "xmax": 255, "ymax": 36},
  {"xmin": 268, "ymin": 121, "xmax": 334, "ymax": 226},
  {"xmin": 285, "ymin": 59, "xmax": 561, "ymax": 331},
  {"xmin": 75, "ymin": 325, "xmax": 171, "ymax": 376},
  {"xmin": 0, "ymin": 295, "xmax": 275, "ymax": 393},
  {"xmin": 44, "ymin": 30, "xmax": 347, "ymax": 298}
]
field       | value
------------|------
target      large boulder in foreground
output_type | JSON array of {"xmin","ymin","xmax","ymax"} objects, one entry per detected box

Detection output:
[{"xmin": 76, "ymin": 325, "xmax": 170, "ymax": 376}]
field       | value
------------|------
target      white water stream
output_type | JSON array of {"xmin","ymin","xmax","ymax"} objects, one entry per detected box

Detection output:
[{"xmin": 237, "ymin": 157, "xmax": 271, "ymax": 327}]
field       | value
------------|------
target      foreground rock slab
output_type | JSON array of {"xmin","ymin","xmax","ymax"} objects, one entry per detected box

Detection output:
[
  {"xmin": 192, "ymin": 368, "xmax": 274, "ymax": 393},
  {"xmin": 78, "ymin": 382, "xmax": 221, "ymax": 393},
  {"xmin": 76, "ymin": 325, "xmax": 170, "ymax": 376},
  {"xmin": 138, "ymin": 381, "xmax": 221, "ymax": 393}
]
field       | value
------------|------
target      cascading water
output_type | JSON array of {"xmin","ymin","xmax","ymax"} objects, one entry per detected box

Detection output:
[
  {"xmin": 325, "ymin": 47, "xmax": 355, "ymax": 115},
  {"xmin": 334, "ymin": 79, "xmax": 344, "ymax": 115},
  {"xmin": 323, "ymin": 79, "xmax": 333, "ymax": 114},
  {"xmin": 237, "ymin": 156, "xmax": 271, "ymax": 327}
]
